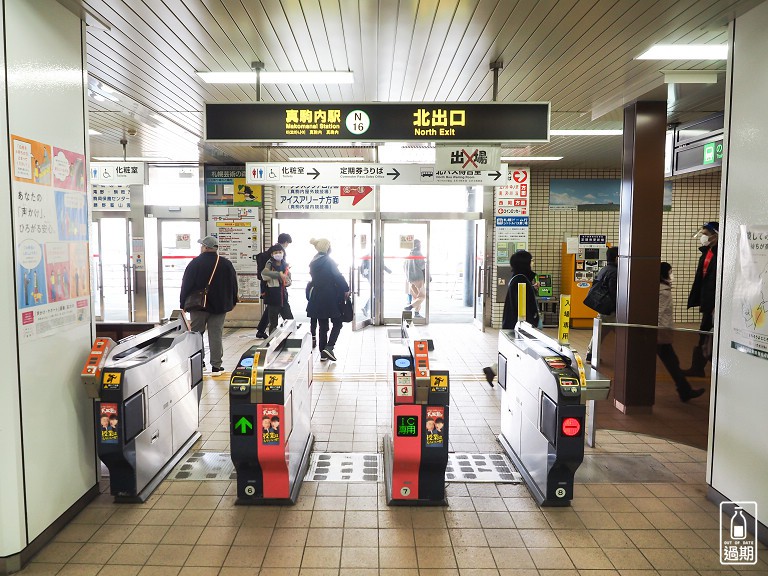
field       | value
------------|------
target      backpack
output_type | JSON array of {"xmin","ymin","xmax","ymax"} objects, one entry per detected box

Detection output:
[{"xmin": 256, "ymin": 251, "xmax": 270, "ymax": 280}]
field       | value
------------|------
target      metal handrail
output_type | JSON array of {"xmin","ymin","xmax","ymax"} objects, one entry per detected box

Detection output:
[{"xmin": 600, "ymin": 321, "xmax": 711, "ymax": 335}]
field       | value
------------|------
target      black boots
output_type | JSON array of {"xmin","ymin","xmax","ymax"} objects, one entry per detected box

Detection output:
[
  {"xmin": 682, "ymin": 345, "xmax": 707, "ymax": 377},
  {"xmin": 680, "ymin": 388, "xmax": 706, "ymax": 402}
]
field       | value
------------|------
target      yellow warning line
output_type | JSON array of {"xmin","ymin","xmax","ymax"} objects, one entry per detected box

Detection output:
[{"xmin": 312, "ymin": 372, "xmax": 486, "ymax": 383}]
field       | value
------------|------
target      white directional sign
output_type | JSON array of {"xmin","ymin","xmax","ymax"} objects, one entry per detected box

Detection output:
[
  {"xmin": 90, "ymin": 162, "xmax": 145, "ymax": 185},
  {"xmin": 435, "ymin": 143, "xmax": 501, "ymax": 171},
  {"xmin": 246, "ymin": 162, "xmax": 508, "ymax": 186}
]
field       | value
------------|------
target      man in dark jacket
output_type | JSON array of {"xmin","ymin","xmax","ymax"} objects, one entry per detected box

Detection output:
[
  {"xmin": 685, "ymin": 221, "xmax": 718, "ymax": 376},
  {"xmin": 180, "ymin": 235, "xmax": 238, "ymax": 373},
  {"xmin": 585, "ymin": 246, "xmax": 619, "ymax": 361}
]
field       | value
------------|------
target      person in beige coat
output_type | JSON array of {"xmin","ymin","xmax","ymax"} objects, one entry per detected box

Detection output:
[{"xmin": 657, "ymin": 262, "xmax": 705, "ymax": 402}]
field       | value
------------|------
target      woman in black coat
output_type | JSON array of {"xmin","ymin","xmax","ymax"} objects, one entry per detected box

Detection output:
[
  {"xmin": 501, "ymin": 250, "xmax": 540, "ymax": 329},
  {"xmin": 306, "ymin": 238, "xmax": 350, "ymax": 362}
]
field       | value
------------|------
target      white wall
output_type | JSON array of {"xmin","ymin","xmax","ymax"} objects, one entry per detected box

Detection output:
[
  {"xmin": 1, "ymin": 0, "xmax": 96, "ymax": 556},
  {"xmin": 708, "ymin": 0, "xmax": 768, "ymax": 529}
]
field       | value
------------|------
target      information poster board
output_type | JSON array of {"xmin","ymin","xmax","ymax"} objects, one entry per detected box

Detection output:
[
  {"xmin": 207, "ymin": 206, "xmax": 260, "ymax": 302},
  {"xmin": 12, "ymin": 135, "xmax": 90, "ymax": 340},
  {"xmin": 731, "ymin": 224, "xmax": 768, "ymax": 361},
  {"xmin": 205, "ymin": 165, "xmax": 261, "ymax": 207}
]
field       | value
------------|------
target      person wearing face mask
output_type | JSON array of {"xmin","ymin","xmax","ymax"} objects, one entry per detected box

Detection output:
[
  {"xmin": 261, "ymin": 244, "xmax": 294, "ymax": 334},
  {"xmin": 658, "ymin": 262, "xmax": 705, "ymax": 402},
  {"xmin": 255, "ymin": 233, "xmax": 292, "ymax": 338},
  {"xmin": 685, "ymin": 222, "xmax": 719, "ymax": 376}
]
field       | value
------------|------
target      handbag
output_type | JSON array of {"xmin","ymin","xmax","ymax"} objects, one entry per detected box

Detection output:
[
  {"xmin": 184, "ymin": 255, "xmax": 219, "ymax": 312},
  {"xmin": 583, "ymin": 276, "xmax": 615, "ymax": 315},
  {"xmin": 340, "ymin": 296, "xmax": 353, "ymax": 322}
]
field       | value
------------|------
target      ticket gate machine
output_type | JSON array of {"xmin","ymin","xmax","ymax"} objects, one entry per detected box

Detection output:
[
  {"xmin": 81, "ymin": 311, "xmax": 204, "ymax": 502},
  {"xmin": 384, "ymin": 313, "xmax": 449, "ymax": 505},
  {"xmin": 229, "ymin": 320, "xmax": 313, "ymax": 504},
  {"xmin": 497, "ymin": 322, "xmax": 587, "ymax": 506}
]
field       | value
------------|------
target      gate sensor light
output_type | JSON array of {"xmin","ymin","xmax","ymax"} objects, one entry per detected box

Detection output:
[{"xmin": 561, "ymin": 417, "xmax": 581, "ymax": 437}]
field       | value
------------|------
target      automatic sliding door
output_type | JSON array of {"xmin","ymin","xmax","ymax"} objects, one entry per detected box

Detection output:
[{"xmin": 382, "ymin": 222, "xmax": 429, "ymax": 324}]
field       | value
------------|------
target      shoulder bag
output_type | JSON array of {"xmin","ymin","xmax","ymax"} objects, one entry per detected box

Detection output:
[
  {"xmin": 340, "ymin": 296, "xmax": 354, "ymax": 322},
  {"xmin": 184, "ymin": 255, "xmax": 219, "ymax": 312},
  {"xmin": 583, "ymin": 276, "xmax": 615, "ymax": 315}
]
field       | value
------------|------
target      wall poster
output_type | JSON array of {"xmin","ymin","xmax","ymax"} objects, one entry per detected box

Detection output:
[
  {"xmin": 12, "ymin": 135, "xmax": 90, "ymax": 340},
  {"xmin": 207, "ymin": 206, "xmax": 260, "ymax": 302},
  {"xmin": 731, "ymin": 224, "xmax": 768, "ymax": 361}
]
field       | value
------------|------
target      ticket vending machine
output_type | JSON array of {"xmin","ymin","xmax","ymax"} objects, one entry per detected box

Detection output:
[
  {"xmin": 229, "ymin": 320, "xmax": 313, "ymax": 504},
  {"xmin": 497, "ymin": 321, "xmax": 587, "ymax": 506},
  {"xmin": 81, "ymin": 311, "xmax": 204, "ymax": 502},
  {"xmin": 384, "ymin": 314, "xmax": 449, "ymax": 505}
]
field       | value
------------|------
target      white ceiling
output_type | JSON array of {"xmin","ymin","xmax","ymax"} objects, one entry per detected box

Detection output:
[{"xmin": 76, "ymin": 0, "xmax": 761, "ymax": 169}]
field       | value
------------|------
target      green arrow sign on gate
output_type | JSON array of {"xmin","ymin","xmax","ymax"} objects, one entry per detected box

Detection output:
[{"xmin": 234, "ymin": 416, "xmax": 254, "ymax": 436}]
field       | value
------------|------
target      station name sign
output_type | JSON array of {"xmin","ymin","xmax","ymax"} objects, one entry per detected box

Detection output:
[{"xmin": 206, "ymin": 102, "xmax": 550, "ymax": 143}]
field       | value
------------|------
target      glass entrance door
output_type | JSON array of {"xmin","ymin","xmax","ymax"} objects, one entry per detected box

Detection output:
[
  {"xmin": 159, "ymin": 220, "xmax": 201, "ymax": 319},
  {"xmin": 91, "ymin": 216, "xmax": 133, "ymax": 321},
  {"xmin": 382, "ymin": 221, "xmax": 429, "ymax": 324},
  {"xmin": 473, "ymin": 220, "xmax": 486, "ymax": 331},
  {"xmin": 352, "ymin": 219, "xmax": 374, "ymax": 330}
]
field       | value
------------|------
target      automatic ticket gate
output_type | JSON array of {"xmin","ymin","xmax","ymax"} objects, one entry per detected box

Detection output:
[
  {"xmin": 497, "ymin": 321, "xmax": 589, "ymax": 506},
  {"xmin": 81, "ymin": 311, "xmax": 204, "ymax": 502},
  {"xmin": 229, "ymin": 320, "xmax": 313, "ymax": 504},
  {"xmin": 383, "ymin": 312, "xmax": 449, "ymax": 505}
]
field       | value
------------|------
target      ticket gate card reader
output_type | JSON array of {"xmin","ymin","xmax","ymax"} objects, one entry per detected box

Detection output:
[
  {"xmin": 81, "ymin": 311, "xmax": 204, "ymax": 502},
  {"xmin": 498, "ymin": 322, "xmax": 586, "ymax": 507},
  {"xmin": 230, "ymin": 320, "xmax": 314, "ymax": 504},
  {"xmin": 385, "ymin": 322, "xmax": 450, "ymax": 506}
]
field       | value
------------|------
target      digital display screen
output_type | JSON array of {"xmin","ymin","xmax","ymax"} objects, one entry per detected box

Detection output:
[{"xmin": 396, "ymin": 415, "xmax": 418, "ymax": 437}]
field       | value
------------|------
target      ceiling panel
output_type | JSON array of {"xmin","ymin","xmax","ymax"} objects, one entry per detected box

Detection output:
[{"xmin": 72, "ymin": 0, "xmax": 761, "ymax": 168}]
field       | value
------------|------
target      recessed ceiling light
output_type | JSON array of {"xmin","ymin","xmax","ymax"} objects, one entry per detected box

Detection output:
[
  {"xmin": 196, "ymin": 71, "xmax": 354, "ymax": 84},
  {"xmin": 550, "ymin": 129, "xmax": 622, "ymax": 136},
  {"xmin": 88, "ymin": 129, "xmax": 102, "ymax": 136},
  {"xmin": 501, "ymin": 156, "xmax": 563, "ymax": 161},
  {"xmin": 92, "ymin": 156, "xmax": 171, "ymax": 161},
  {"xmin": 287, "ymin": 157, "xmax": 364, "ymax": 162},
  {"xmin": 636, "ymin": 44, "xmax": 727, "ymax": 60}
]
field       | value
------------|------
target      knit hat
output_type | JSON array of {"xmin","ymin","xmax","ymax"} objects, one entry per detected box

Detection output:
[{"xmin": 310, "ymin": 238, "xmax": 331, "ymax": 253}]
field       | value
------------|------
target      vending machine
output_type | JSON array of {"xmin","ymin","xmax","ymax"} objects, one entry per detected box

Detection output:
[{"xmin": 561, "ymin": 235, "xmax": 609, "ymax": 328}]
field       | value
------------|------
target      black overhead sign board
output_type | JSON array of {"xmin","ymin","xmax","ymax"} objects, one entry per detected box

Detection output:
[{"xmin": 205, "ymin": 102, "xmax": 550, "ymax": 143}]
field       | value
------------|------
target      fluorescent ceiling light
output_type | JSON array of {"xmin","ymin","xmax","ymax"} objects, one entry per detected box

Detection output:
[
  {"xmin": 288, "ymin": 157, "xmax": 364, "ymax": 162},
  {"xmin": 197, "ymin": 71, "xmax": 354, "ymax": 84},
  {"xmin": 88, "ymin": 129, "xmax": 102, "ymax": 136},
  {"xmin": 662, "ymin": 70, "xmax": 719, "ymax": 84},
  {"xmin": 502, "ymin": 156, "xmax": 562, "ymax": 161},
  {"xmin": 550, "ymin": 129, "xmax": 622, "ymax": 136},
  {"xmin": 637, "ymin": 44, "xmax": 727, "ymax": 60},
  {"xmin": 92, "ymin": 156, "xmax": 170, "ymax": 161}
]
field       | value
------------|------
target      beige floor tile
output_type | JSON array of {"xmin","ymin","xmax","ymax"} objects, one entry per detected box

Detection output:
[
  {"xmin": 417, "ymin": 570, "xmax": 459, "ymax": 576},
  {"xmin": 70, "ymin": 543, "xmax": 120, "ymax": 564},
  {"xmin": 658, "ymin": 529, "xmax": 709, "ymax": 549},
  {"xmin": 71, "ymin": 508, "xmax": 115, "ymax": 525},
  {"xmin": 224, "ymin": 545, "xmax": 268, "ymax": 568},
  {"xmin": 376, "ymin": 528, "xmax": 413, "ymax": 547},
  {"xmin": 640, "ymin": 548, "xmax": 692, "ymax": 570},
  {"xmin": 178, "ymin": 568, "xmax": 220, "ymax": 576},
  {"xmin": 444, "ymin": 512, "xmax": 481, "ymax": 529},
  {"xmin": 447, "ymin": 497, "xmax": 476, "ymax": 511},
  {"xmin": 611, "ymin": 513, "xmax": 655, "ymax": 530},
  {"xmin": 343, "ymin": 511, "xmax": 377, "ymax": 528},
  {"xmin": 95, "ymin": 565, "xmax": 140, "ymax": 576},
  {"xmin": 300, "ymin": 547, "xmax": 340, "ymax": 568},
  {"xmin": 416, "ymin": 546, "xmax": 458, "ymax": 569},
  {"xmin": 153, "ymin": 496, "xmax": 193, "ymax": 510},
  {"xmin": 233, "ymin": 526, "xmax": 273, "ymax": 546},
  {"xmin": 378, "ymin": 509, "xmax": 413, "ymax": 528},
  {"xmin": 591, "ymin": 530, "xmax": 637, "ymax": 549},
  {"xmin": 483, "ymin": 529, "xmax": 524, "ymax": 548},
  {"xmin": 136, "ymin": 567, "xmax": 181, "ymax": 576},
  {"xmin": 603, "ymin": 548, "xmax": 653, "ymax": 570},
  {"xmin": 576, "ymin": 570, "xmax": 619, "ymax": 576},
  {"xmin": 509, "ymin": 511, "xmax": 550, "ymax": 529},
  {"xmin": 623, "ymin": 530, "xmax": 670, "ymax": 548},
  {"xmin": 184, "ymin": 496, "xmax": 222, "ymax": 510},
  {"xmin": 518, "ymin": 529, "xmax": 563, "ymax": 548},
  {"xmin": 456, "ymin": 569, "xmax": 501, "ymax": 576},
  {"xmin": 410, "ymin": 509, "xmax": 446, "ymax": 529},
  {"xmin": 196, "ymin": 526, "xmax": 237, "ymax": 546},
  {"xmin": 163, "ymin": 483, "xmax": 201, "ymax": 496},
  {"xmin": 54, "ymin": 524, "xmax": 101, "ymax": 543},
  {"xmin": 566, "ymin": 547, "xmax": 614, "ymax": 569},
  {"xmin": 56, "ymin": 564, "xmax": 102, "ymax": 576},
  {"xmin": 207, "ymin": 510, "xmax": 247, "ymax": 527},
  {"xmin": 345, "ymin": 496, "xmax": 377, "ymax": 510},
  {"xmin": 88, "ymin": 525, "xmax": 135, "ymax": 544},
  {"xmin": 17, "ymin": 564, "xmax": 65, "ymax": 576},
  {"xmin": 341, "ymin": 527, "xmax": 376, "ymax": 547},
  {"xmin": 160, "ymin": 526, "xmax": 204, "ymax": 545},
  {"xmin": 554, "ymin": 529, "xmax": 599, "ymax": 548},
  {"xmin": 491, "ymin": 547, "xmax": 535, "ymax": 569},
  {"xmin": 449, "ymin": 528, "xmax": 488, "ymax": 547},
  {"xmin": 242, "ymin": 508, "xmax": 280, "ymax": 528},
  {"xmin": 453, "ymin": 546, "xmax": 496, "ymax": 569},
  {"xmin": 304, "ymin": 528, "xmax": 343, "ymax": 547},
  {"xmin": 571, "ymin": 497, "xmax": 607, "ymax": 512},
  {"xmin": 309, "ymin": 511, "xmax": 344, "ymax": 528},
  {"xmin": 31, "ymin": 542, "xmax": 83, "ymax": 564},
  {"xmin": 477, "ymin": 512, "xmax": 515, "ymax": 529},
  {"xmin": 642, "ymin": 512, "xmax": 689, "ymax": 530},
  {"xmin": 108, "ymin": 509, "xmax": 151, "ymax": 525},
  {"xmin": 528, "ymin": 547, "xmax": 575, "ymax": 570},
  {"xmin": 140, "ymin": 510, "xmax": 182, "ymax": 526},
  {"xmin": 496, "ymin": 570, "xmax": 538, "ymax": 576},
  {"xmin": 379, "ymin": 547, "xmax": 418, "ymax": 568},
  {"xmin": 414, "ymin": 528, "xmax": 453, "ymax": 547},
  {"xmin": 378, "ymin": 569, "xmax": 418, "ymax": 576},
  {"xmin": 125, "ymin": 525, "xmax": 170, "ymax": 544},
  {"xmin": 146, "ymin": 544, "xmax": 194, "ymax": 566},
  {"xmin": 261, "ymin": 546, "xmax": 302, "ymax": 568},
  {"xmin": 597, "ymin": 498, "xmax": 639, "ymax": 513},
  {"xmin": 313, "ymin": 496, "xmax": 346, "ymax": 511},
  {"xmin": 340, "ymin": 546, "xmax": 378, "ymax": 568},
  {"xmin": 269, "ymin": 528, "xmax": 308, "ymax": 547},
  {"xmin": 503, "ymin": 498, "xmax": 540, "ymax": 512},
  {"xmin": 339, "ymin": 569, "xmax": 377, "ymax": 576},
  {"xmin": 108, "ymin": 543, "xmax": 159, "ymax": 565},
  {"xmin": 183, "ymin": 545, "xmax": 230, "ymax": 567},
  {"xmin": 174, "ymin": 510, "xmax": 213, "ymax": 527}
]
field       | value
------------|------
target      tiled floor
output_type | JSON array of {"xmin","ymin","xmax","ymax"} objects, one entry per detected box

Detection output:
[{"xmin": 21, "ymin": 323, "xmax": 765, "ymax": 576}]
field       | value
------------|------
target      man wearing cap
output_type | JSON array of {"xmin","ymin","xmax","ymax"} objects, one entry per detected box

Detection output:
[
  {"xmin": 180, "ymin": 235, "xmax": 238, "ymax": 373},
  {"xmin": 685, "ymin": 221, "xmax": 718, "ymax": 376}
]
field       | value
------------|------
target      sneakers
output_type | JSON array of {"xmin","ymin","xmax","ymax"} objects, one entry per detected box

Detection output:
[
  {"xmin": 413, "ymin": 312, "xmax": 423, "ymax": 318},
  {"xmin": 403, "ymin": 305, "xmax": 413, "ymax": 311},
  {"xmin": 210, "ymin": 366, "xmax": 224, "ymax": 374},
  {"xmin": 482, "ymin": 366, "xmax": 495, "ymax": 387},
  {"xmin": 321, "ymin": 347, "xmax": 337, "ymax": 362},
  {"xmin": 255, "ymin": 331, "xmax": 268, "ymax": 339},
  {"xmin": 680, "ymin": 388, "xmax": 705, "ymax": 402}
]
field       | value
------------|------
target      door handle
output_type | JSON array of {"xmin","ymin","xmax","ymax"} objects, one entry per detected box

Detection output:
[
  {"xmin": 123, "ymin": 264, "xmax": 129, "ymax": 294},
  {"xmin": 477, "ymin": 266, "xmax": 484, "ymax": 297}
]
